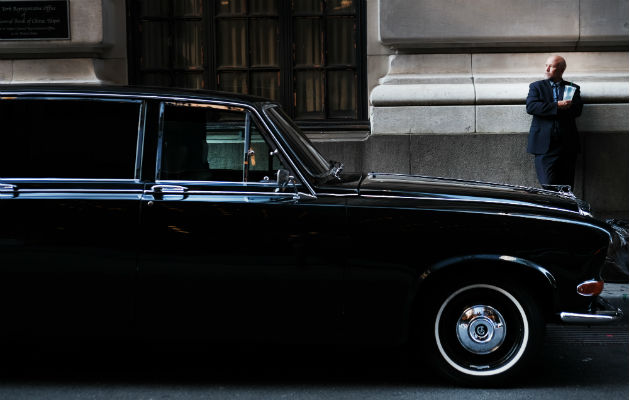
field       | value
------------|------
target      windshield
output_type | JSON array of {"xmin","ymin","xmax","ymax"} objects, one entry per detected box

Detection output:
[{"xmin": 264, "ymin": 105, "xmax": 331, "ymax": 177}]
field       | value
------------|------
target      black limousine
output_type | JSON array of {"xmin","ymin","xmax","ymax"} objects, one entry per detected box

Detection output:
[{"xmin": 0, "ymin": 85, "xmax": 625, "ymax": 385}]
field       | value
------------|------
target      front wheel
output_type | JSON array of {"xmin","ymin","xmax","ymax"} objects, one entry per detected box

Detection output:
[{"xmin": 429, "ymin": 282, "xmax": 544, "ymax": 385}]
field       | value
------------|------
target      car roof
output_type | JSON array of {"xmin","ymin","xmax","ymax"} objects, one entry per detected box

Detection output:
[{"xmin": 0, "ymin": 84, "xmax": 272, "ymax": 105}]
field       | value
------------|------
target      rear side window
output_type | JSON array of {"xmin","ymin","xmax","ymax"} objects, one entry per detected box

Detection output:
[{"xmin": 0, "ymin": 98, "xmax": 141, "ymax": 179}]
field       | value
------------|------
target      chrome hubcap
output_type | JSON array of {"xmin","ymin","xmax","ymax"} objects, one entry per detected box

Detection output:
[{"xmin": 456, "ymin": 305, "xmax": 506, "ymax": 355}]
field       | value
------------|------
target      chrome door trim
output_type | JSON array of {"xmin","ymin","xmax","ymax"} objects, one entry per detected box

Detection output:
[
  {"xmin": 148, "ymin": 185, "xmax": 188, "ymax": 194},
  {"xmin": 0, "ymin": 183, "xmax": 17, "ymax": 198}
]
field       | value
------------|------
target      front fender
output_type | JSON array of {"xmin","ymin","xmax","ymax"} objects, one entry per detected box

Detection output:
[{"xmin": 421, "ymin": 254, "xmax": 557, "ymax": 289}]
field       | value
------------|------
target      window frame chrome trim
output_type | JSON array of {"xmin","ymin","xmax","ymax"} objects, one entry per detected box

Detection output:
[
  {"xmin": 135, "ymin": 100, "xmax": 148, "ymax": 180},
  {"xmin": 155, "ymin": 102, "xmax": 166, "ymax": 182},
  {"xmin": 15, "ymin": 188, "xmax": 144, "ymax": 193},
  {"xmin": 146, "ymin": 190, "xmax": 298, "ymax": 197},
  {"xmin": 154, "ymin": 179, "xmax": 292, "ymax": 187},
  {"xmin": 0, "ymin": 178, "xmax": 141, "ymax": 182},
  {"xmin": 262, "ymin": 104, "xmax": 330, "ymax": 179},
  {"xmin": 153, "ymin": 99, "xmax": 317, "ymax": 197},
  {"xmin": 252, "ymin": 105, "xmax": 316, "ymax": 196},
  {"xmin": 0, "ymin": 91, "xmax": 257, "ymax": 107},
  {"xmin": 1, "ymin": 91, "xmax": 318, "ymax": 196}
]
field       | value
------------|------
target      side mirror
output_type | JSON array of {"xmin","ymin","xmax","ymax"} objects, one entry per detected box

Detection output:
[
  {"xmin": 276, "ymin": 169, "xmax": 293, "ymax": 192},
  {"xmin": 276, "ymin": 169, "xmax": 316, "ymax": 201}
]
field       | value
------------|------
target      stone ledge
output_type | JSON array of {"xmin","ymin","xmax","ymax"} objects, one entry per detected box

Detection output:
[
  {"xmin": 371, "ymin": 83, "xmax": 475, "ymax": 106},
  {"xmin": 371, "ymin": 104, "xmax": 629, "ymax": 135},
  {"xmin": 0, "ymin": 44, "xmax": 109, "ymax": 59},
  {"xmin": 372, "ymin": 79, "xmax": 629, "ymax": 106},
  {"xmin": 578, "ymin": 104, "xmax": 630, "ymax": 133},
  {"xmin": 1, "ymin": 59, "xmax": 107, "ymax": 84},
  {"xmin": 477, "ymin": 103, "xmax": 630, "ymax": 133},
  {"xmin": 371, "ymin": 106, "xmax": 475, "ymax": 134}
]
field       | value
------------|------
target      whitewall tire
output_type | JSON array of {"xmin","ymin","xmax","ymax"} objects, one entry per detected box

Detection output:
[{"xmin": 429, "ymin": 282, "xmax": 543, "ymax": 384}]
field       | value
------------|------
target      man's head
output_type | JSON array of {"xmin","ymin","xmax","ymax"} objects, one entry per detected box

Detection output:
[{"xmin": 545, "ymin": 56, "xmax": 566, "ymax": 82}]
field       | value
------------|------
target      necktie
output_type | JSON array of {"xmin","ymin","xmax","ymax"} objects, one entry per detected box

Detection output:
[{"xmin": 551, "ymin": 83, "xmax": 560, "ymax": 136}]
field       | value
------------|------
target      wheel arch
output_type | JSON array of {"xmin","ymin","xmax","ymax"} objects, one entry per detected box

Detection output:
[{"xmin": 413, "ymin": 254, "xmax": 558, "ymax": 322}]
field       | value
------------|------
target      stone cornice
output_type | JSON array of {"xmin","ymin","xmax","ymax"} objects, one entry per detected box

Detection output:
[{"xmin": 379, "ymin": 0, "xmax": 629, "ymax": 51}]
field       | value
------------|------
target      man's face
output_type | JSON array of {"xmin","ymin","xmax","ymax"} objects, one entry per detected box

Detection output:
[{"xmin": 545, "ymin": 57, "xmax": 565, "ymax": 81}]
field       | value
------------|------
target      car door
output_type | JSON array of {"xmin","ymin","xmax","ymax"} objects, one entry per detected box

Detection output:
[
  {"xmin": 138, "ymin": 101, "xmax": 346, "ymax": 343},
  {"xmin": 0, "ymin": 96, "xmax": 143, "ymax": 338}
]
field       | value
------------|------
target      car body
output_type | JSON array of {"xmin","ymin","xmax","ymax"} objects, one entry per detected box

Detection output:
[{"xmin": 0, "ymin": 85, "xmax": 625, "ymax": 385}]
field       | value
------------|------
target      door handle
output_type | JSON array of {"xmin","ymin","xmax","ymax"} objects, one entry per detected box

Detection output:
[
  {"xmin": 146, "ymin": 185, "xmax": 188, "ymax": 201},
  {"xmin": 150, "ymin": 185, "xmax": 188, "ymax": 194},
  {"xmin": 0, "ymin": 184, "xmax": 17, "ymax": 198}
]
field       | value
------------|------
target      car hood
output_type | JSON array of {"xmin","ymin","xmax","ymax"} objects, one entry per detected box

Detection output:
[{"xmin": 356, "ymin": 172, "xmax": 587, "ymax": 216}]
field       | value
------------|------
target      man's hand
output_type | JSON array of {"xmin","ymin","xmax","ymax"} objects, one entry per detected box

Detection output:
[{"xmin": 558, "ymin": 100, "xmax": 572, "ymax": 110}]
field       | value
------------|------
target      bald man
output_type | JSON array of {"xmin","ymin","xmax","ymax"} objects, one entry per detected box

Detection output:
[{"xmin": 526, "ymin": 55, "xmax": 583, "ymax": 191}]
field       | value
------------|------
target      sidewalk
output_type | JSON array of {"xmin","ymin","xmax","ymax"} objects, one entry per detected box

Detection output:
[
  {"xmin": 546, "ymin": 282, "xmax": 628, "ymax": 344},
  {"xmin": 602, "ymin": 282, "xmax": 629, "ymax": 323}
]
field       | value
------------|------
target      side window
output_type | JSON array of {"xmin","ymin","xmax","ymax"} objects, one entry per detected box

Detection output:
[
  {"xmin": 160, "ymin": 103, "xmax": 283, "ymax": 183},
  {"xmin": 248, "ymin": 123, "xmax": 284, "ymax": 182},
  {"xmin": 0, "ymin": 99, "xmax": 140, "ymax": 179}
]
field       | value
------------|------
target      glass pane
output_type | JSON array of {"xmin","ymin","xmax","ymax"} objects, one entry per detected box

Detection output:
[
  {"xmin": 0, "ymin": 100, "xmax": 139, "ymax": 179},
  {"xmin": 327, "ymin": 70, "xmax": 356, "ymax": 118},
  {"xmin": 326, "ymin": 17, "xmax": 355, "ymax": 65},
  {"xmin": 205, "ymin": 112, "xmax": 247, "ymax": 180},
  {"xmin": 175, "ymin": 73, "xmax": 205, "ymax": 89},
  {"xmin": 295, "ymin": 70, "xmax": 324, "ymax": 119},
  {"xmin": 250, "ymin": 19, "xmax": 279, "ymax": 67},
  {"xmin": 162, "ymin": 106, "xmax": 214, "ymax": 181},
  {"xmin": 295, "ymin": 18, "xmax": 321, "ymax": 66},
  {"xmin": 174, "ymin": 0, "xmax": 203, "ymax": 16},
  {"xmin": 328, "ymin": 0, "xmax": 355, "ymax": 14},
  {"xmin": 247, "ymin": 125, "xmax": 284, "ymax": 182},
  {"xmin": 162, "ymin": 105, "xmax": 247, "ymax": 182},
  {"xmin": 174, "ymin": 21, "xmax": 204, "ymax": 69},
  {"xmin": 139, "ymin": 72, "xmax": 172, "ymax": 87},
  {"xmin": 217, "ymin": 20, "xmax": 247, "ymax": 67},
  {"xmin": 251, "ymin": 71, "xmax": 279, "ymax": 100},
  {"xmin": 140, "ymin": 21, "xmax": 170, "ymax": 69},
  {"xmin": 219, "ymin": 72, "xmax": 248, "ymax": 94},
  {"xmin": 293, "ymin": 0, "xmax": 322, "ymax": 13},
  {"xmin": 250, "ymin": 0, "xmax": 279, "ymax": 15},
  {"xmin": 216, "ymin": 0, "xmax": 246, "ymax": 15},
  {"xmin": 140, "ymin": 0, "xmax": 169, "ymax": 17}
]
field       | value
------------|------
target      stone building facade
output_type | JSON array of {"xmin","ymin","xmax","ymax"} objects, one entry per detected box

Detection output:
[
  {"xmin": 0, "ymin": 0, "xmax": 627, "ymax": 217},
  {"xmin": 365, "ymin": 0, "xmax": 629, "ymax": 219}
]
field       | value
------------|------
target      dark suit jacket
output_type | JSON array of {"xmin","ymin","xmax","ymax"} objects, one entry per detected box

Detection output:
[{"xmin": 526, "ymin": 79, "xmax": 583, "ymax": 155}]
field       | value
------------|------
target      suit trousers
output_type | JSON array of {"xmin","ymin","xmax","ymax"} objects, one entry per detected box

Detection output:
[{"xmin": 534, "ymin": 149, "xmax": 577, "ymax": 190}]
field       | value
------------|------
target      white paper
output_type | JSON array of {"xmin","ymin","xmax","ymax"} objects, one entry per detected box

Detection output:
[{"xmin": 563, "ymin": 86, "xmax": 576, "ymax": 101}]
